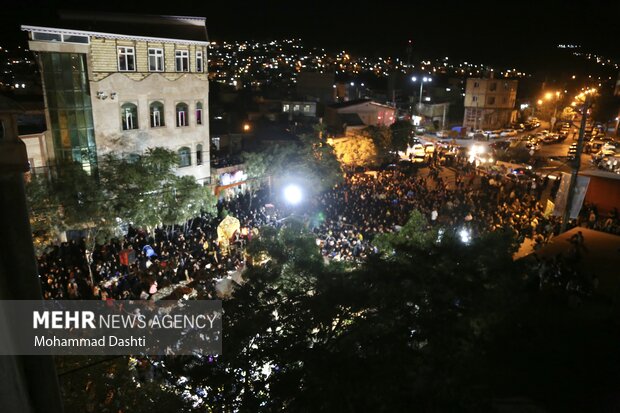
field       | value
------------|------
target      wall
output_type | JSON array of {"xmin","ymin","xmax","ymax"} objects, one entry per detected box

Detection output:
[
  {"xmin": 90, "ymin": 72, "xmax": 210, "ymax": 182},
  {"xmin": 335, "ymin": 102, "xmax": 396, "ymax": 127},
  {"xmin": 584, "ymin": 175, "xmax": 620, "ymax": 214},
  {"xmin": 19, "ymin": 133, "xmax": 47, "ymax": 169}
]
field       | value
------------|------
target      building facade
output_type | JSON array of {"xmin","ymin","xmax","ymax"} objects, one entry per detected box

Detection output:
[
  {"xmin": 22, "ymin": 12, "xmax": 210, "ymax": 182},
  {"xmin": 463, "ymin": 77, "xmax": 517, "ymax": 130},
  {"xmin": 325, "ymin": 99, "xmax": 396, "ymax": 135}
]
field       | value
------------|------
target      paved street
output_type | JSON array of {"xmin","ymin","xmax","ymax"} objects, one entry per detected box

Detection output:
[{"xmin": 420, "ymin": 123, "xmax": 600, "ymax": 177}]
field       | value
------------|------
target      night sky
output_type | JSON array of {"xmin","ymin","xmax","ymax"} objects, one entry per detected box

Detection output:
[{"xmin": 2, "ymin": 0, "xmax": 619, "ymax": 68}]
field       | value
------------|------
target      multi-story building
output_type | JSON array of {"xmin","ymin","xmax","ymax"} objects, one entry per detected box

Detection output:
[
  {"xmin": 21, "ymin": 12, "xmax": 210, "ymax": 182},
  {"xmin": 463, "ymin": 77, "xmax": 517, "ymax": 130}
]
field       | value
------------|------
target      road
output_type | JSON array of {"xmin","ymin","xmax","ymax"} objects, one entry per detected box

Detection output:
[{"xmin": 420, "ymin": 123, "xmax": 598, "ymax": 176}]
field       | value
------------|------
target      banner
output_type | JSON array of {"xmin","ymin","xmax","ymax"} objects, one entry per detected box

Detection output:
[
  {"xmin": 552, "ymin": 172, "xmax": 590, "ymax": 219},
  {"xmin": 544, "ymin": 199, "xmax": 555, "ymax": 218}
]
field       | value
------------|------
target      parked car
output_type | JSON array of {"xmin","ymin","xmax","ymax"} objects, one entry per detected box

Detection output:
[
  {"xmin": 541, "ymin": 133, "xmax": 562, "ymax": 144},
  {"xmin": 487, "ymin": 130, "xmax": 502, "ymax": 139},
  {"xmin": 411, "ymin": 144, "xmax": 426, "ymax": 157},
  {"xmin": 584, "ymin": 139, "xmax": 605, "ymax": 154},
  {"xmin": 525, "ymin": 141, "xmax": 540, "ymax": 151},
  {"xmin": 568, "ymin": 143, "xmax": 578, "ymax": 158},
  {"xmin": 512, "ymin": 123, "xmax": 526, "ymax": 132},
  {"xmin": 467, "ymin": 129, "xmax": 485, "ymax": 139},
  {"xmin": 500, "ymin": 129, "xmax": 518, "ymax": 137}
]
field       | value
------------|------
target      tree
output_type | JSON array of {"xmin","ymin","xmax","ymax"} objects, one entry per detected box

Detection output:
[
  {"xmin": 158, "ymin": 211, "xmax": 520, "ymax": 411},
  {"xmin": 362, "ymin": 125, "xmax": 392, "ymax": 162},
  {"xmin": 390, "ymin": 120, "xmax": 414, "ymax": 151}
]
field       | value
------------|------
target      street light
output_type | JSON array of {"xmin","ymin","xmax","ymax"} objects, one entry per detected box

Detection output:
[{"xmin": 411, "ymin": 76, "xmax": 432, "ymax": 112}]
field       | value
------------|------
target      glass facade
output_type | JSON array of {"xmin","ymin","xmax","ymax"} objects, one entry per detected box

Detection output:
[{"xmin": 40, "ymin": 52, "xmax": 97, "ymax": 171}]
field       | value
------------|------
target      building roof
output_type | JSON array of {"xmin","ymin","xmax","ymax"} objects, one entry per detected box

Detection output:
[
  {"xmin": 22, "ymin": 11, "xmax": 208, "ymax": 45},
  {"xmin": 329, "ymin": 99, "xmax": 372, "ymax": 109},
  {"xmin": 339, "ymin": 113, "xmax": 365, "ymax": 126},
  {"xmin": 522, "ymin": 227, "xmax": 620, "ymax": 296}
]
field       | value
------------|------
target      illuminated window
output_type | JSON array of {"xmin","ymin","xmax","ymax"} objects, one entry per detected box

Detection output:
[
  {"xmin": 149, "ymin": 101, "xmax": 165, "ymax": 127},
  {"xmin": 283, "ymin": 104, "xmax": 290, "ymax": 112},
  {"xmin": 118, "ymin": 47, "xmax": 135, "ymax": 71},
  {"xmin": 196, "ymin": 144, "xmax": 203, "ymax": 165},
  {"xmin": 178, "ymin": 147, "xmax": 191, "ymax": 167},
  {"xmin": 148, "ymin": 48, "xmax": 164, "ymax": 71},
  {"xmin": 196, "ymin": 51, "xmax": 203, "ymax": 72},
  {"xmin": 121, "ymin": 103, "xmax": 138, "ymax": 130},
  {"xmin": 176, "ymin": 102, "xmax": 188, "ymax": 127},
  {"xmin": 196, "ymin": 102, "xmax": 203, "ymax": 125},
  {"xmin": 175, "ymin": 50, "xmax": 189, "ymax": 72}
]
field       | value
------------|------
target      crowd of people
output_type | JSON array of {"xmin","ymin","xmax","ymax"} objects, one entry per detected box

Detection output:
[{"xmin": 37, "ymin": 152, "xmax": 620, "ymax": 302}]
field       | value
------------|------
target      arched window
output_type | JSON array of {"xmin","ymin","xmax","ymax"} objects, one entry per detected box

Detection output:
[
  {"xmin": 196, "ymin": 102, "xmax": 203, "ymax": 125},
  {"xmin": 178, "ymin": 146, "xmax": 191, "ymax": 167},
  {"xmin": 196, "ymin": 144, "xmax": 203, "ymax": 165},
  {"xmin": 176, "ymin": 102, "xmax": 188, "ymax": 127},
  {"xmin": 121, "ymin": 103, "xmax": 138, "ymax": 130},
  {"xmin": 150, "ymin": 101, "xmax": 165, "ymax": 127}
]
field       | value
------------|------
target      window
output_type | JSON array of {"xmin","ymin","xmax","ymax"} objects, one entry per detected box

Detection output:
[
  {"xmin": 118, "ymin": 47, "xmax": 135, "ymax": 71},
  {"xmin": 150, "ymin": 101, "xmax": 165, "ymax": 127},
  {"xmin": 196, "ymin": 144, "xmax": 203, "ymax": 165},
  {"xmin": 473, "ymin": 82, "xmax": 479, "ymax": 88},
  {"xmin": 503, "ymin": 97, "xmax": 508, "ymax": 104},
  {"xmin": 176, "ymin": 102, "xmax": 188, "ymax": 127},
  {"xmin": 293, "ymin": 104, "xmax": 300, "ymax": 112},
  {"xmin": 196, "ymin": 51, "xmax": 203, "ymax": 72},
  {"xmin": 178, "ymin": 147, "xmax": 191, "ymax": 167},
  {"xmin": 487, "ymin": 97, "xmax": 496, "ymax": 105},
  {"xmin": 148, "ymin": 48, "xmax": 164, "ymax": 71},
  {"xmin": 489, "ymin": 82, "xmax": 497, "ymax": 91},
  {"xmin": 121, "ymin": 103, "xmax": 138, "ymax": 130},
  {"xmin": 303, "ymin": 105, "xmax": 311, "ymax": 112},
  {"xmin": 196, "ymin": 102, "xmax": 203, "ymax": 125},
  {"xmin": 283, "ymin": 104, "xmax": 290, "ymax": 112},
  {"xmin": 472, "ymin": 96, "xmax": 478, "ymax": 102},
  {"xmin": 175, "ymin": 50, "xmax": 189, "ymax": 72}
]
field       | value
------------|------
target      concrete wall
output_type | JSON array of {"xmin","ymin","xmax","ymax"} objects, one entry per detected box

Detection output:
[
  {"xmin": 333, "ymin": 102, "xmax": 396, "ymax": 127},
  {"xmin": 464, "ymin": 78, "xmax": 517, "ymax": 109},
  {"xmin": 19, "ymin": 133, "xmax": 48, "ymax": 169},
  {"xmin": 90, "ymin": 72, "xmax": 210, "ymax": 182},
  {"xmin": 584, "ymin": 175, "xmax": 620, "ymax": 214}
]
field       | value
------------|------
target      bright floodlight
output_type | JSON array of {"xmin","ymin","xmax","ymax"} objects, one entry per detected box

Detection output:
[
  {"xmin": 283, "ymin": 184, "xmax": 303, "ymax": 205},
  {"xmin": 459, "ymin": 228, "xmax": 471, "ymax": 244}
]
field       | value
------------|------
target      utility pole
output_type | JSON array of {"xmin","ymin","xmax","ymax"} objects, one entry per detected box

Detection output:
[{"xmin": 560, "ymin": 94, "xmax": 591, "ymax": 233}]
